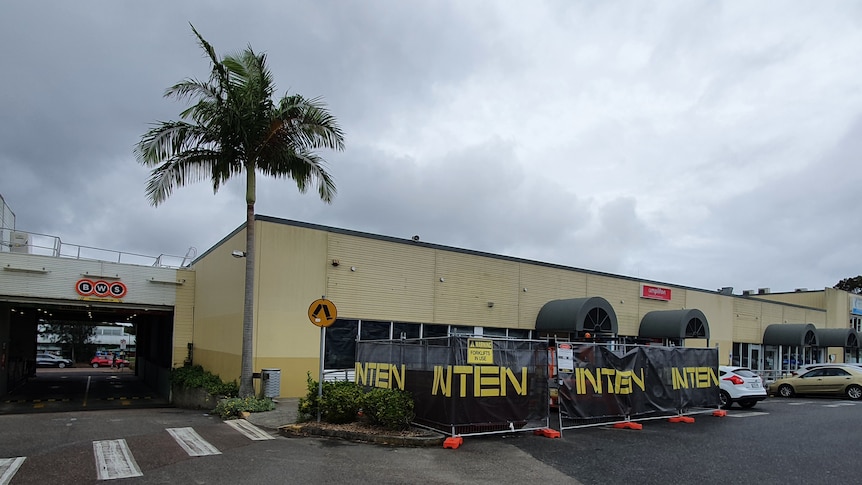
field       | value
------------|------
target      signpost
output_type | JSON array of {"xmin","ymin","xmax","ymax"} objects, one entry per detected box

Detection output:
[{"xmin": 308, "ymin": 298, "xmax": 338, "ymax": 422}]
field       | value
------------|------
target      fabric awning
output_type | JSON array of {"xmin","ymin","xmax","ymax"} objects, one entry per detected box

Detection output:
[
  {"xmin": 638, "ymin": 309, "xmax": 710, "ymax": 340},
  {"xmin": 762, "ymin": 323, "xmax": 819, "ymax": 346},
  {"xmin": 535, "ymin": 297, "xmax": 618, "ymax": 335},
  {"xmin": 816, "ymin": 328, "xmax": 859, "ymax": 348}
]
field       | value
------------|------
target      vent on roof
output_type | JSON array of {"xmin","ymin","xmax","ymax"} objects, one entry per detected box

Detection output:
[
  {"xmin": 742, "ymin": 289, "xmax": 754, "ymax": 296},
  {"xmin": 794, "ymin": 288, "xmax": 808, "ymax": 292},
  {"xmin": 757, "ymin": 288, "xmax": 771, "ymax": 295},
  {"xmin": 719, "ymin": 287, "xmax": 734, "ymax": 295}
]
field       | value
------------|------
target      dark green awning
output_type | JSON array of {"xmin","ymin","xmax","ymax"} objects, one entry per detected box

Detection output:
[
  {"xmin": 535, "ymin": 297, "xmax": 618, "ymax": 335},
  {"xmin": 817, "ymin": 328, "xmax": 859, "ymax": 348},
  {"xmin": 638, "ymin": 309, "xmax": 710, "ymax": 340},
  {"xmin": 762, "ymin": 323, "xmax": 819, "ymax": 346}
]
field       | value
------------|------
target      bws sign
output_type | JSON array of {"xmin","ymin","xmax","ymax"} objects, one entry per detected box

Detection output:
[
  {"xmin": 76, "ymin": 279, "xmax": 127, "ymax": 299},
  {"xmin": 641, "ymin": 284, "xmax": 671, "ymax": 301}
]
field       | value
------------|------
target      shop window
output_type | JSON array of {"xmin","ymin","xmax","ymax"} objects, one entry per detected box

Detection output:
[
  {"xmin": 359, "ymin": 320, "xmax": 391, "ymax": 341},
  {"xmin": 324, "ymin": 319, "xmax": 358, "ymax": 370},
  {"xmin": 393, "ymin": 322, "xmax": 420, "ymax": 340}
]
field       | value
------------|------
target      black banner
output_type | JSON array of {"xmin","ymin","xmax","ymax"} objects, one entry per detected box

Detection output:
[
  {"xmin": 556, "ymin": 344, "xmax": 719, "ymax": 419},
  {"xmin": 355, "ymin": 337, "xmax": 549, "ymax": 433}
]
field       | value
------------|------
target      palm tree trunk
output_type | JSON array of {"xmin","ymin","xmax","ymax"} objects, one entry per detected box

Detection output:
[{"xmin": 239, "ymin": 172, "xmax": 256, "ymax": 397}]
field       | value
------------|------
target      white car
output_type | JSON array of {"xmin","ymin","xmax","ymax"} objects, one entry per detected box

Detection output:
[{"xmin": 718, "ymin": 366, "xmax": 767, "ymax": 409}]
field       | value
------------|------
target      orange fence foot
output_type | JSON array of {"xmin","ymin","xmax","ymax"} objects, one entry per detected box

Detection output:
[
  {"xmin": 668, "ymin": 416, "xmax": 695, "ymax": 423},
  {"xmin": 612, "ymin": 422, "xmax": 643, "ymax": 430},
  {"xmin": 533, "ymin": 428, "xmax": 561, "ymax": 438},
  {"xmin": 443, "ymin": 436, "xmax": 463, "ymax": 449},
  {"xmin": 712, "ymin": 410, "xmax": 728, "ymax": 417}
]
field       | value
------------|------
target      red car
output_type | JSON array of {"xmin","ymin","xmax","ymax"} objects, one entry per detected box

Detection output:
[{"xmin": 90, "ymin": 355, "xmax": 129, "ymax": 368}]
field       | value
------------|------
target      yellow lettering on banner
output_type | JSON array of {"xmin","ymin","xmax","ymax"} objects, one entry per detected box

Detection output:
[
  {"xmin": 574, "ymin": 368, "xmax": 646, "ymax": 395},
  {"xmin": 455, "ymin": 365, "xmax": 472, "ymax": 397},
  {"xmin": 433, "ymin": 365, "xmax": 452, "ymax": 397},
  {"xmin": 354, "ymin": 362, "xmax": 406, "ymax": 390},
  {"xmin": 671, "ymin": 367, "xmax": 719, "ymax": 390},
  {"xmin": 430, "ymin": 365, "xmax": 529, "ymax": 397},
  {"xmin": 476, "ymin": 366, "xmax": 500, "ymax": 397}
]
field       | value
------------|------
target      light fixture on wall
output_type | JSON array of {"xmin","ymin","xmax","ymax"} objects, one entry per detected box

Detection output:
[
  {"xmin": 350, "ymin": 266, "xmax": 356, "ymax": 272},
  {"xmin": 231, "ymin": 250, "xmax": 247, "ymax": 258},
  {"xmin": 488, "ymin": 302, "xmax": 494, "ymax": 308},
  {"xmin": 331, "ymin": 259, "xmax": 340, "ymax": 267}
]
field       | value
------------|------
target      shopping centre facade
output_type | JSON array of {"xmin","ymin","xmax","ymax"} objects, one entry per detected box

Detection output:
[{"xmin": 2, "ymin": 199, "xmax": 862, "ymax": 398}]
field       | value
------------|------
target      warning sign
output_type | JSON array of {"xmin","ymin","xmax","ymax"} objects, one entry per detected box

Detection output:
[
  {"xmin": 467, "ymin": 338, "xmax": 494, "ymax": 365},
  {"xmin": 308, "ymin": 298, "xmax": 337, "ymax": 327}
]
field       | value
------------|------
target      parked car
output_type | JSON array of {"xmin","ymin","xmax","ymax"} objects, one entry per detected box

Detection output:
[
  {"xmin": 770, "ymin": 365, "xmax": 862, "ymax": 400},
  {"xmin": 36, "ymin": 353, "xmax": 73, "ymax": 368},
  {"xmin": 90, "ymin": 355, "xmax": 128, "ymax": 368},
  {"xmin": 718, "ymin": 365, "xmax": 767, "ymax": 409}
]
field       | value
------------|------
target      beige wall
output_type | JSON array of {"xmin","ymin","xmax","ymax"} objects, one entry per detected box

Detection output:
[
  {"xmin": 189, "ymin": 218, "xmax": 849, "ymax": 397},
  {"xmin": 172, "ymin": 268, "xmax": 196, "ymax": 367}
]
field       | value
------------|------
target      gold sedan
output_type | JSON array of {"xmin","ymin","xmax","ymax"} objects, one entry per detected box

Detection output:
[{"xmin": 770, "ymin": 365, "xmax": 862, "ymax": 400}]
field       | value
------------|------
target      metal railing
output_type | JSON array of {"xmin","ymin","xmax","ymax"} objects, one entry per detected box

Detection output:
[{"xmin": 0, "ymin": 228, "xmax": 195, "ymax": 269}]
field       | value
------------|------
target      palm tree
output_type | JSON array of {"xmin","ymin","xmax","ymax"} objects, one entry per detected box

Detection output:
[{"xmin": 135, "ymin": 25, "xmax": 344, "ymax": 397}]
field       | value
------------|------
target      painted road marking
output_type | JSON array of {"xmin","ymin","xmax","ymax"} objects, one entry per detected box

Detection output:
[
  {"xmin": 167, "ymin": 427, "xmax": 222, "ymax": 457},
  {"xmin": 225, "ymin": 420, "xmax": 275, "ymax": 440},
  {"xmin": 0, "ymin": 457, "xmax": 26, "ymax": 485},
  {"xmin": 93, "ymin": 439, "xmax": 142, "ymax": 480},
  {"xmin": 727, "ymin": 411, "xmax": 768, "ymax": 418},
  {"xmin": 824, "ymin": 402, "xmax": 856, "ymax": 408}
]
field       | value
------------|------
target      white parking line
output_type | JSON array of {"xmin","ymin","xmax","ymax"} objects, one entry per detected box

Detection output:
[
  {"xmin": 225, "ymin": 419, "xmax": 275, "ymax": 440},
  {"xmin": 0, "ymin": 457, "xmax": 26, "ymax": 485},
  {"xmin": 727, "ymin": 412, "xmax": 768, "ymax": 418},
  {"xmin": 824, "ymin": 402, "xmax": 856, "ymax": 408},
  {"xmin": 93, "ymin": 439, "xmax": 142, "ymax": 480},
  {"xmin": 167, "ymin": 427, "xmax": 222, "ymax": 456}
]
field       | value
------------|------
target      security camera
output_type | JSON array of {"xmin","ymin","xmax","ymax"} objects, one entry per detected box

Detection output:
[
  {"xmin": 231, "ymin": 250, "xmax": 246, "ymax": 258},
  {"xmin": 412, "ymin": 235, "xmax": 420, "ymax": 242}
]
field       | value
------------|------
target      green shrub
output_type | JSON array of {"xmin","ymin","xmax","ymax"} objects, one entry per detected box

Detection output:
[
  {"xmin": 171, "ymin": 365, "xmax": 238, "ymax": 397},
  {"xmin": 361, "ymin": 388, "xmax": 415, "ymax": 431},
  {"xmin": 298, "ymin": 373, "xmax": 364, "ymax": 424},
  {"xmin": 213, "ymin": 396, "xmax": 275, "ymax": 419},
  {"xmin": 297, "ymin": 373, "xmax": 415, "ymax": 429}
]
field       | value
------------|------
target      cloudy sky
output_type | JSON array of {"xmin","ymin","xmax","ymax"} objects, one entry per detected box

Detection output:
[{"xmin": 2, "ymin": 1, "xmax": 861, "ymax": 294}]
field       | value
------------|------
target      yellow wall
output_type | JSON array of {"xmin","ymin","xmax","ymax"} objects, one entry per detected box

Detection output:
[
  {"xmin": 191, "ymin": 230, "xmax": 247, "ymax": 383},
  {"xmin": 188, "ymin": 218, "xmax": 848, "ymax": 398}
]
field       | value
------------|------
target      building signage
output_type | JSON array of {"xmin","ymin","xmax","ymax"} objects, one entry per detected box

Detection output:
[
  {"xmin": 75, "ymin": 279, "xmax": 127, "ymax": 299},
  {"xmin": 852, "ymin": 297, "xmax": 862, "ymax": 316},
  {"xmin": 641, "ymin": 284, "xmax": 671, "ymax": 301}
]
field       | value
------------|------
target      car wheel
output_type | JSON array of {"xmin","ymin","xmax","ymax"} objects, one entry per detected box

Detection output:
[
  {"xmin": 92, "ymin": 363, "xmax": 100, "ymax": 368},
  {"xmin": 719, "ymin": 390, "xmax": 732, "ymax": 409},
  {"xmin": 778, "ymin": 384, "xmax": 794, "ymax": 398},
  {"xmin": 58, "ymin": 363, "xmax": 66, "ymax": 368},
  {"xmin": 738, "ymin": 399, "xmax": 757, "ymax": 409},
  {"xmin": 846, "ymin": 384, "xmax": 862, "ymax": 400}
]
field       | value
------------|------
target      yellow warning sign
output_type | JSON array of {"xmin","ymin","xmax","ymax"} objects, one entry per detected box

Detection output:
[
  {"xmin": 467, "ymin": 338, "xmax": 494, "ymax": 365},
  {"xmin": 308, "ymin": 298, "xmax": 338, "ymax": 327}
]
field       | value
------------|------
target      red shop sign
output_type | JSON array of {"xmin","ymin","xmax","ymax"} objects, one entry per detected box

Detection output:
[
  {"xmin": 641, "ymin": 284, "xmax": 671, "ymax": 301},
  {"xmin": 76, "ymin": 279, "xmax": 127, "ymax": 299}
]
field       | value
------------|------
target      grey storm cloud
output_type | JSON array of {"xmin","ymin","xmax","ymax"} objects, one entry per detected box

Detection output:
[{"xmin": 2, "ymin": 0, "xmax": 862, "ymax": 294}]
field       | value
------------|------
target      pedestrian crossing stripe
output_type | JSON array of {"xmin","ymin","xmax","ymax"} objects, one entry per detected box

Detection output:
[
  {"xmin": 93, "ymin": 439, "xmax": 143, "ymax": 480},
  {"xmin": 0, "ymin": 457, "xmax": 25, "ymax": 485},
  {"xmin": 225, "ymin": 420, "xmax": 275, "ymax": 440},
  {"xmin": 167, "ymin": 427, "xmax": 222, "ymax": 456}
]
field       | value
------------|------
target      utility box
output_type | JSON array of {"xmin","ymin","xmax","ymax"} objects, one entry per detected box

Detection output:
[{"xmin": 260, "ymin": 368, "xmax": 281, "ymax": 398}]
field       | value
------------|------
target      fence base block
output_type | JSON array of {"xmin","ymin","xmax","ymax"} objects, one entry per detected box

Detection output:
[
  {"xmin": 533, "ymin": 428, "xmax": 561, "ymax": 438},
  {"xmin": 668, "ymin": 416, "xmax": 695, "ymax": 424},
  {"xmin": 612, "ymin": 421, "xmax": 643, "ymax": 430},
  {"xmin": 443, "ymin": 436, "xmax": 463, "ymax": 449},
  {"xmin": 712, "ymin": 410, "xmax": 728, "ymax": 417}
]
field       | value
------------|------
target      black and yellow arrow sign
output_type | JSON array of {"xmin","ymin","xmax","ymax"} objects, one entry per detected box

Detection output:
[{"xmin": 308, "ymin": 298, "xmax": 338, "ymax": 327}]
